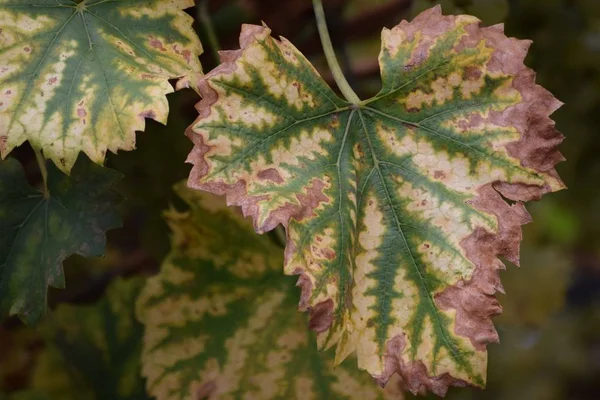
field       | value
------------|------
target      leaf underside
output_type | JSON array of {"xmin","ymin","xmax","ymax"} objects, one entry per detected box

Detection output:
[
  {"xmin": 136, "ymin": 183, "xmax": 404, "ymax": 400},
  {"xmin": 0, "ymin": 0, "xmax": 203, "ymax": 172},
  {"xmin": 0, "ymin": 155, "xmax": 122, "ymax": 325},
  {"xmin": 185, "ymin": 6, "xmax": 565, "ymax": 395}
]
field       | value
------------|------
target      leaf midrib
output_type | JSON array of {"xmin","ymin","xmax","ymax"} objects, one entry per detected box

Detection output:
[{"xmin": 355, "ymin": 108, "xmax": 467, "ymax": 365}]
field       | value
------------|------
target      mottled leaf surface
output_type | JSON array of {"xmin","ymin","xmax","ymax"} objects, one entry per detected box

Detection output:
[
  {"xmin": 0, "ymin": 0, "xmax": 203, "ymax": 172},
  {"xmin": 136, "ymin": 183, "xmax": 403, "ymax": 400},
  {"xmin": 0, "ymin": 156, "xmax": 121, "ymax": 325},
  {"xmin": 185, "ymin": 6, "xmax": 565, "ymax": 394}
]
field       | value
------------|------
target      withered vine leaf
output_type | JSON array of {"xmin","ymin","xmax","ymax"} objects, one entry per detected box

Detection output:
[
  {"xmin": 185, "ymin": 6, "xmax": 565, "ymax": 394},
  {"xmin": 0, "ymin": 0, "xmax": 203, "ymax": 173},
  {"xmin": 0, "ymin": 155, "xmax": 122, "ymax": 325},
  {"xmin": 136, "ymin": 183, "xmax": 404, "ymax": 400}
]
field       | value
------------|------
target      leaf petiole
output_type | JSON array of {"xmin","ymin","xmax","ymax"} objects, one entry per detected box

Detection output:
[
  {"xmin": 312, "ymin": 0, "xmax": 360, "ymax": 104},
  {"xmin": 33, "ymin": 148, "xmax": 49, "ymax": 198},
  {"xmin": 198, "ymin": 0, "xmax": 221, "ymax": 66}
]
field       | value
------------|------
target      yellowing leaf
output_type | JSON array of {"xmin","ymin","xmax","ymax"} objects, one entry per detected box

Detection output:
[
  {"xmin": 136, "ymin": 183, "xmax": 404, "ymax": 400},
  {"xmin": 185, "ymin": 6, "xmax": 565, "ymax": 395},
  {"xmin": 0, "ymin": 0, "xmax": 202, "ymax": 172}
]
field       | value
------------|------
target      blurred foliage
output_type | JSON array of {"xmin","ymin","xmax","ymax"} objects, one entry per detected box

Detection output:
[
  {"xmin": 1, "ymin": 278, "xmax": 147, "ymax": 400},
  {"xmin": 135, "ymin": 183, "xmax": 404, "ymax": 399},
  {"xmin": 1, "ymin": 0, "xmax": 600, "ymax": 399}
]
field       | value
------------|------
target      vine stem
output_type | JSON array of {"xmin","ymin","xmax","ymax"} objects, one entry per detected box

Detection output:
[
  {"xmin": 198, "ymin": 0, "xmax": 221, "ymax": 65},
  {"xmin": 34, "ymin": 148, "xmax": 49, "ymax": 198},
  {"xmin": 312, "ymin": 0, "xmax": 360, "ymax": 104}
]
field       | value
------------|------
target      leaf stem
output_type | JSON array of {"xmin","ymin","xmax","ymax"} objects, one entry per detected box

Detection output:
[
  {"xmin": 198, "ymin": 0, "xmax": 221, "ymax": 65},
  {"xmin": 34, "ymin": 148, "xmax": 49, "ymax": 198},
  {"xmin": 312, "ymin": 0, "xmax": 360, "ymax": 104}
]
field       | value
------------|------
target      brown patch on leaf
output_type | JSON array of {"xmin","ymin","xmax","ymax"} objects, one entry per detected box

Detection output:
[
  {"xmin": 77, "ymin": 108, "xmax": 87, "ymax": 118},
  {"xmin": 149, "ymin": 36, "xmax": 166, "ymax": 51},
  {"xmin": 257, "ymin": 168, "xmax": 284, "ymax": 184},
  {"xmin": 464, "ymin": 66, "xmax": 482, "ymax": 80},
  {"xmin": 172, "ymin": 44, "xmax": 192, "ymax": 64},
  {"xmin": 48, "ymin": 77, "xmax": 57, "ymax": 85},
  {"xmin": 493, "ymin": 181, "xmax": 552, "ymax": 202},
  {"xmin": 182, "ymin": 49, "xmax": 192, "ymax": 63},
  {"xmin": 321, "ymin": 247, "xmax": 335, "ymax": 260},
  {"xmin": 308, "ymin": 299, "xmax": 334, "ymax": 333},
  {"xmin": 433, "ymin": 170, "xmax": 445, "ymax": 179},
  {"xmin": 139, "ymin": 110, "xmax": 157, "ymax": 120},
  {"xmin": 194, "ymin": 381, "xmax": 217, "ymax": 399},
  {"xmin": 388, "ymin": 6, "xmax": 454, "ymax": 70},
  {"xmin": 375, "ymin": 335, "xmax": 469, "ymax": 396},
  {"xmin": 457, "ymin": 113, "xmax": 484, "ymax": 131},
  {"xmin": 329, "ymin": 113, "xmax": 340, "ymax": 129}
]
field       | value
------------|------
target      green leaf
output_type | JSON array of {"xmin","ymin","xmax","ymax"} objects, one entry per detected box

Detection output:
[
  {"xmin": 36, "ymin": 278, "xmax": 149, "ymax": 400},
  {"xmin": 185, "ymin": 6, "xmax": 565, "ymax": 394},
  {"xmin": 0, "ymin": 0, "xmax": 203, "ymax": 172},
  {"xmin": 136, "ymin": 183, "xmax": 403, "ymax": 400},
  {"xmin": 0, "ymin": 155, "xmax": 122, "ymax": 325},
  {"xmin": 2, "ymin": 391, "xmax": 51, "ymax": 400},
  {"xmin": 0, "ymin": 278, "xmax": 148, "ymax": 400}
]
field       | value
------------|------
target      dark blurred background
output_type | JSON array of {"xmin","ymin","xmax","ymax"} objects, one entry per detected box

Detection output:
[{"xmin": 2, "ymin": 0, "xmax": 600, "ymax": 399}]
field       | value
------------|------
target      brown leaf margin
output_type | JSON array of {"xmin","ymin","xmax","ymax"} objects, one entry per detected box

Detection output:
[
  {"xmin": 370, "ymin": 6, "xmax": 565, "ymax": 396},
  {"xmin": 185, "ymin": 7, "xmax": 565, "ymax": 396}
]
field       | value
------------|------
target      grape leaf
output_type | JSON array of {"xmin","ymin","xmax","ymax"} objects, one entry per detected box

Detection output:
[
  {"xmin": 136, "ymin": 183, "xmax": 404, "ymax": 400},
  {"xmin": 0, "ymin": 0, "xmax": 203, "ymax": 172},
  {"xmin": 0, "ymin": 155, "xmax": 122, "ymax": 325},
  {"xmin": 1, "ymin": 278, "xmax": 149, "ymax": 400},
  {"xmin": 37, "ymin": 277, "xmax": 149, "ymax": 400},
  {"xmin": 185, "ymin": 6, "xmax": 565, "ymax": 394}
]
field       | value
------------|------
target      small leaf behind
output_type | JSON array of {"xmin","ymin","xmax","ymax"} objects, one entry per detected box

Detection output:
[{"xmin": 0, "ymin": 155, "xmax": 122, "ymax": 325}]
